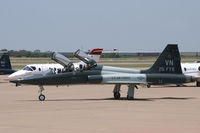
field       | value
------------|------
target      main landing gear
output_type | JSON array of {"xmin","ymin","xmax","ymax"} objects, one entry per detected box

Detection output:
[
  {"xmin": 38, "ymin": 86, "xmax": 45, "ymax": 101},
  {"xmin": 113, "ymin": 84, "xmax": 136, "ymax": 100},
  {"xmin": 197, "ymin": 82, "xmax": 200, "ymax": 87},
  {"xmin": 147, "ymin": 84, "xmax": 151, "ymax": 88},
  {"xmin": 113, "ymin": 84, "xmax": 121, "ymax": 99},
  {"xmin": 127, "ymin": 84, "xmax": 135, "ymax": 100}
]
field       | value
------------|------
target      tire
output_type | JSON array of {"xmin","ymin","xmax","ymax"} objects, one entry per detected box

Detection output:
[
  {"xmin": 39, "ymin": 94, "xmax": 45, "ymax": 101},
  {"xmin": 147, "ymin": 84, "xmax": 151, "ymax": 88},
  {"xmin": 127, "ymin": 95, "xmax": 134, "ymax": 100},
  {"xmin": 114, "ymin": 92, "xmax": 120, "ymax": 99}
]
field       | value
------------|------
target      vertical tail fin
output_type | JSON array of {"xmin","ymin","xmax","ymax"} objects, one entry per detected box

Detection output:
[
  {"xmin": 0, "ymin": 52, "xmax": 12, "ymax": 69},
  {"xmin": 88, "ymin": 48, "xmax": 103, "ymax": 62},
  {"xmin": 145, "ymin": 44, "xmax": 182, "ymax": 74}
]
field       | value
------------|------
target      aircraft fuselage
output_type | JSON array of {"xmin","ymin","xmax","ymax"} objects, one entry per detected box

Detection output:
[{"xmin": 10, "ymin": 66, "xmax": 194, "ymax": 86}]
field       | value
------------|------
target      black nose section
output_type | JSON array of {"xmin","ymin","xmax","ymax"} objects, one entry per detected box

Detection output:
[{"xmin": 9, "ymin": 80, "xmax": 19, "ymax": 84}]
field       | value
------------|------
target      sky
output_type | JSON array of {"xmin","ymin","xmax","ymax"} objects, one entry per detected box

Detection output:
[{"xmin": 0, "ymin": 0, "xmax": 200, "ymax": 52}]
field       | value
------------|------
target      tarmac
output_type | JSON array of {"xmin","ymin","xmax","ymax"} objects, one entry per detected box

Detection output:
[{"xmin": 0, "ymin": 75, "xmax": 200, "ymax": 133}]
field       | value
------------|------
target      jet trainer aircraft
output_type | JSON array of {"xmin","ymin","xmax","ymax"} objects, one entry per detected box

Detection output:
[
  {"xmin": 9, "ymin": 44, "xmax": 198, "ymax": 101},
  {"xmin": 0, "ymin": 51, "xmax": 16, "ymax": 75}
]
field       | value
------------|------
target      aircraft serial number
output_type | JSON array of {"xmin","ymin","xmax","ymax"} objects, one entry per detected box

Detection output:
[
  {"xmin": 159, "ymin": 67, "xmax": 175, "ymax": 72},
  {"xmin": 111, "ymin": 77, "xmax": 130, "ymax": 80}
]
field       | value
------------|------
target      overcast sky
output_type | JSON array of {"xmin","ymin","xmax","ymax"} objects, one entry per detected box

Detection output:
[{"xmin": 0, "ymin": 0, "xmax": 200, "ymax": 52}]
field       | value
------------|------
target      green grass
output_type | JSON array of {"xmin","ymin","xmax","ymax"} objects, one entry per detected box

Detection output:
[{"xmin": 12, "ymin": 65, "xmax": 25, "ymax": 70}]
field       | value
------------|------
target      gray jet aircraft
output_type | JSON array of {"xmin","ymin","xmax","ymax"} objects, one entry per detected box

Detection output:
[{"xmin": 9, "ymin": 44, "xmax": 196, "ymax": 101}]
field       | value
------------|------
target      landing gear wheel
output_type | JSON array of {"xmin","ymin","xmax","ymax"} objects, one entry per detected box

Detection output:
[
  {"xmin": 39, "ymin": 94, "xmax": 45, "ymax": 101},
  {"xmin": 147, "ymin": 84, "xmax": 151, "ymax": 88},
  {"xmin": 114, "ymin": 92, "xmax": 120, "ymax": 99},
  {"xmin": 127, "ymin": 95, "xmax": 134, "ymax": 100}
]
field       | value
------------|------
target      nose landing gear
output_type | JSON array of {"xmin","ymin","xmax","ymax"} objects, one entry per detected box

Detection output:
[
  {"xmin": 39, "ymin": 94, "xmax": 45, "ymax": 101},
  {"xmin": 38, "ymin": 86, "xmax": 45, "ymax": 101}
]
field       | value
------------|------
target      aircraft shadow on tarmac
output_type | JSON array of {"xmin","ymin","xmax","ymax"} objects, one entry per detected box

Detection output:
[
  {"xmin": 22, "ymin": 97, "xmax": 196, "ymax": 102},
  {"xmin": 151, "ymin": 85, "xmax": 197, "ymax": 88}
]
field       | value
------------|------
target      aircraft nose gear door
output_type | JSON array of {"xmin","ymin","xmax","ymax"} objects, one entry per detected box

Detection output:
[
  {"xmin": 38, "ymin": 86, "xmax": 45, "ymax": 101},
  {"xmin": 127, "ymin": 84, "xmax": 135, "ymax": 100}
]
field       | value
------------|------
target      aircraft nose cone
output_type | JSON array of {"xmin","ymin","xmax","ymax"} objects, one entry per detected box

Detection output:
[
  {"xmin": 8, "ymin": 72, "xmax": 20, "ymax": 79},
  {"xmin": 8, "ymin": 70, "xmax": 26, "ymax": 80},
  {"xmin": 8, "ymin": 73, "xmax": 15, "ymax": 79}
]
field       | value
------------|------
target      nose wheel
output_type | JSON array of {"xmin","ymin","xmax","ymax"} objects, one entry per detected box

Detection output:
[
  {"xmin": 38, "ymin": 86, "xmax": 45, "ymax": 101},
  {"xmin": 39, "ymin": 94, "xmax": 45, "ymax": 101}
]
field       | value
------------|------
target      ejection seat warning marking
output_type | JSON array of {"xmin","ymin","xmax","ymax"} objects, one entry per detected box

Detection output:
[{"xmin": 159, "ymin": 60, "xmax": 175, "ymax": 72}]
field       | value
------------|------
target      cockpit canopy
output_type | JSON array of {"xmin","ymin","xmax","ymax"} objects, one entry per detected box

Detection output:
[{"xmin": 22, "ymin": 66, "xmax": 36, "ymax": 71}]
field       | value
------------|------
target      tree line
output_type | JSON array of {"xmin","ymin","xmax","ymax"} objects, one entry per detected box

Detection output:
[{"xmin": 1, "ymin": 49, "xmax": 120, "ymax": 58}]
